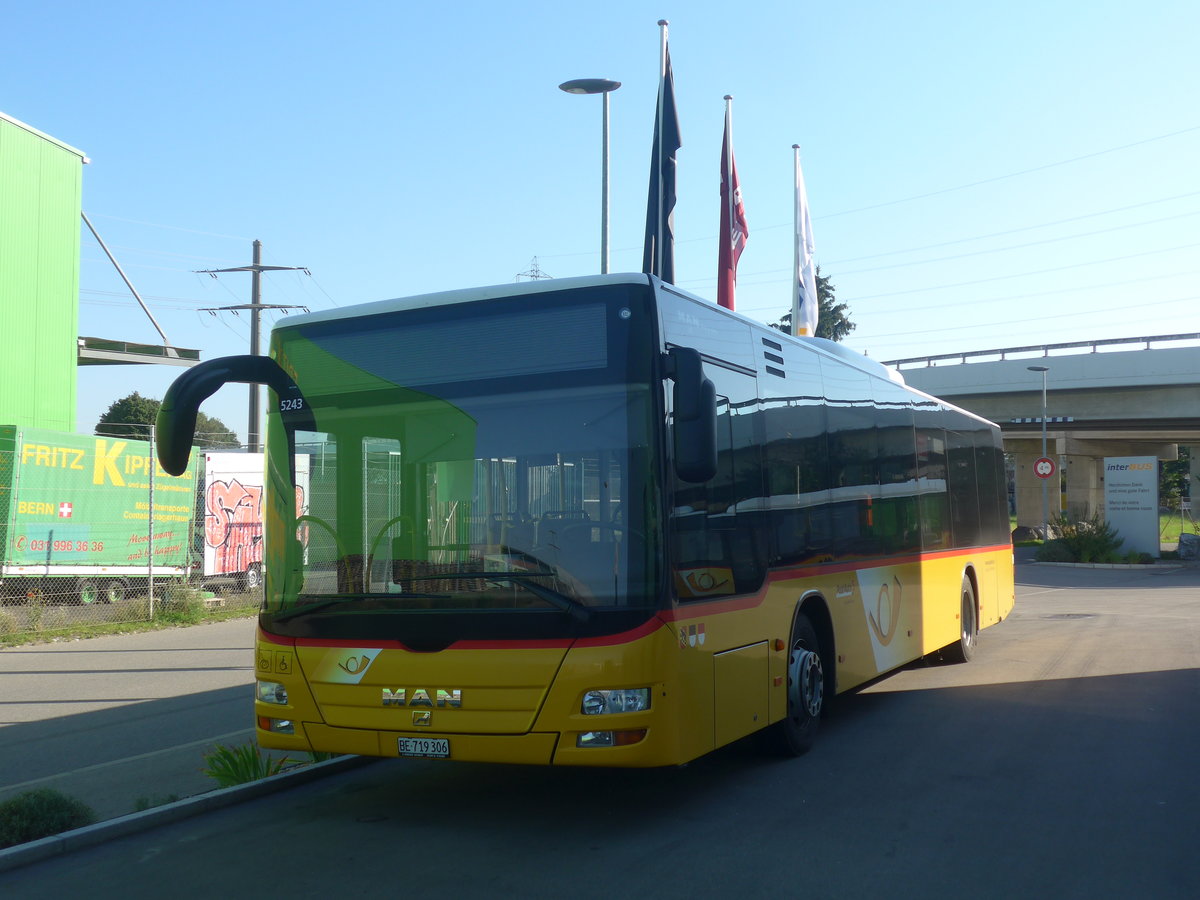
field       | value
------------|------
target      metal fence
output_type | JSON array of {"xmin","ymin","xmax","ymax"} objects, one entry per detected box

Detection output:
[{"xmin": 0, "ymin": 434, "xmax": 258, "ymax": 639}]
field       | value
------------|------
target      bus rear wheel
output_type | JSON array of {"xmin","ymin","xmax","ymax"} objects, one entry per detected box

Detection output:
[
  {"xmin": 942, "ymin": 576, "xmax": 977, "ymax": 664},
  {"xmin": 764, "ymin": 611, "xmax": 826, "ymax": 757}
]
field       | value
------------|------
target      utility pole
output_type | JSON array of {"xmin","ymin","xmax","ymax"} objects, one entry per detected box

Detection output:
[
  {"xmin": 197, "ymin": 240, "xmax": 309, "ymax": 452},
  {"xmin": 515, "ymin": 257, "xmax": 552, "ymax": 281}
]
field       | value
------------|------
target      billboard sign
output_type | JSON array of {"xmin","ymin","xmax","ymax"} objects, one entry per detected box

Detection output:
[{"xmin": 1103, "ymin": 456, "xmax": 1158, "ymax": 557}]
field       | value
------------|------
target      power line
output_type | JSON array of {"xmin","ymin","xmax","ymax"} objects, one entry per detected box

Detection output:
[
  {"xmin": 844, "ymin": 241, "xmax": 1200, "ymax": 301},
  {"xmin": 779, "ymin": 123, "xmax": 1200, "ymax": 227},
  {"xmin": 822, "ymin": 189, "xmax": 1200, "ymax": 266},
  {"xmin": 86, "ymin": 212, "xmax": 254, "ymax": 242},
  {"xmin": 836, "ymin": 208, "xmax": 1200, "ymax": 278},
  {"xmin": 862, "ymin": 292, "xmax": 1199, "ymax": 343},
  {"xmin": 735, "ymin": 266, "xmax": 1200, "ymax": 317}
]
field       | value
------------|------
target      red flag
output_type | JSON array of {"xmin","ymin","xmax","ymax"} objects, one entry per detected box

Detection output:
[{"xmin": 717, "ymin": 97, "xmax": 748, "ymax": 310}]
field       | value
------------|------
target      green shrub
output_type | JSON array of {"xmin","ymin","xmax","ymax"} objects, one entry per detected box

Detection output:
[
  {"xmin": 0, "ymin": 788, "xmax": 97, "ymax": 849},
  {"xmin": 155, "ymin": 584, "xmax": 206, "ymax": 624},
  {"xmin": 133, "ymin": 794, "xmax": 181, "ymax": 812},
  {"xmin": 1034, "ymin": 540, "xmax": 1076, "ymax": 563},
  {"xmin": 1123, "ymin": 551, "xmax": 1154, "ymax": 565},
  {"xmin": 202, "ymin": 743, "xmax": 290, "ymax": 787},
  {"xmin": 1038, "ymin": 514, "xmax": 1125, "ymax": 563}
]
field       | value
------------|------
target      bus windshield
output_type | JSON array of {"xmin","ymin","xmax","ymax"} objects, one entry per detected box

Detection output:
[{"xmin": 260, "ymin": 284, "xmax": 662, "ymax": 640}]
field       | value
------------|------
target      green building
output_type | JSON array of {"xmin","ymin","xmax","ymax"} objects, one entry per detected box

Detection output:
[{"xmin": 0, "ymin": 112, "xmax": 88, "ymax": 432}]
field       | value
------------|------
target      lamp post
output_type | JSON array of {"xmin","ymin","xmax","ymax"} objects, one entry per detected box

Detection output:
[
  {"xmin": 1028, "ymin": 365, "xmax": 1050, "ymax": 538},
  {"xmin": 558, "ymin": 78, "xmax": 622, "ymax": 274}
]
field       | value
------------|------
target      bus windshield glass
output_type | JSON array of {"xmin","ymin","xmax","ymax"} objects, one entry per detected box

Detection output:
[{"xmin": 261, "ymin": 284, "xmax": 662, "ymax": 638}]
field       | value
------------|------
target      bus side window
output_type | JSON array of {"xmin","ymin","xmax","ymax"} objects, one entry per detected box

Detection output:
[{"xmin": 670, "ymin": 366, "xmax": 767, "ymax": 599}]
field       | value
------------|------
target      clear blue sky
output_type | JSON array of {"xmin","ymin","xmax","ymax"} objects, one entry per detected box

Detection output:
[{"xmin": 4, "ymin": 0, "xmax": 1198, "ymax": 441}]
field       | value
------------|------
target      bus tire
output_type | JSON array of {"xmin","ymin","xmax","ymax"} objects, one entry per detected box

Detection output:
[
  {"xmin": 764, "ymin": 611, "xmax": 826, "ymax": 757},
  {"xmin": 942, "ymin": 576, "xmax": 978, "ymax": 664}
]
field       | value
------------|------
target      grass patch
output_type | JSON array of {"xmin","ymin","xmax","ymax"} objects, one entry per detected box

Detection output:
[{"xmin": 0, "ymin": 588, "xmax": 261, "ymax": 648}]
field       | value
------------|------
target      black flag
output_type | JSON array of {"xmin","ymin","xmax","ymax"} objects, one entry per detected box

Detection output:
[{"xmin": 642, "ymin": 47, "xmax": 681, "ymax": 283}]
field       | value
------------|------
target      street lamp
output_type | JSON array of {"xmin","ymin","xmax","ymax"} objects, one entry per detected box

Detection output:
[
  {"xmin": 558, "ymin": 78, "xmax": 622, "ymax": 274},
  {"xmin": 1028, "ymin": 365, "xmax": 1050, "ymax": 538}
]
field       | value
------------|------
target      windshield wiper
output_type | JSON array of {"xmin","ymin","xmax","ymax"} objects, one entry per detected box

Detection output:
[
  {"xmin": 483, "ymin": 574, "xmax": 591, "ymax": 622},
  {"xmin": 271, "ymin": 592, "xmax": 452, "ymax": 621}
]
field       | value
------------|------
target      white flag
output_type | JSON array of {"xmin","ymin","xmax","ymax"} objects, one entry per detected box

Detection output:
[{"xmin": 792, "ymin": 145, "xmax": 818, "ymax": 337}]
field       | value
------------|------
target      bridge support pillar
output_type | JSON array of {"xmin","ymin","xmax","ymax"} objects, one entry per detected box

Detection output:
[
  {"xmin": 1013, "ymin": 451, "xmax": 1061, "ymax": 532},
  {"xmin": 1185, "ymin": 444, "xmax": 1199, "ymax": 530},
  {"xmin": 1063, "ymin": 455, "xmax": 1102, "ymax": 520}
]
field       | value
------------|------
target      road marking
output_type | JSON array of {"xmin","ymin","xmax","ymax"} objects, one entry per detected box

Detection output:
[{"xmin": 0, "ymin": 727, "xmax": 255, "ymax": 794}]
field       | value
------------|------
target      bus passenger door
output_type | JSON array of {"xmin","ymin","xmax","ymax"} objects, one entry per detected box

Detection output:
[{"xmin": 670, "ymin": 365, "xmax": 769, "ymax": 751}]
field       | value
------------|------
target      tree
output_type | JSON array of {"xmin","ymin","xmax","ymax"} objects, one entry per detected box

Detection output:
[
  {"xmin": 96, "ymin": 391, "xmax": 241, "ymax": 449},
  {"xmin": 1161, "ymin": 446, "xmax": 1191, "ymax": 507},
  {"xmin": 769, "ymin": 268, "xmax": 856, "ymax": 342}
]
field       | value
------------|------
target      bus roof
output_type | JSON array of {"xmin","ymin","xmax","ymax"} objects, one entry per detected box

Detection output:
[
  {"xmin": 271, "ymin": 273, "xmax": 1003, "ymax": 429},
  {"xmin": 278, "ymin": 272, "xmax": 928, "ymax": 390},
  {"xmin": 279, "ymin": 273, "xmax": 654, "ymax": 330}
]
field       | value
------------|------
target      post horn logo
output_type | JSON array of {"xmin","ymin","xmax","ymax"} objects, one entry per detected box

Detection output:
[{"xmin": 338, "ymin": 654, "xmax": 372, "ymax": 676}]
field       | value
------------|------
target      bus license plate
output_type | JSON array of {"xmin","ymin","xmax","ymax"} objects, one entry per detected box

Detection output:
[{"xmin": 397, "ymin": 737, "xmax": 450, "ymax": 758}]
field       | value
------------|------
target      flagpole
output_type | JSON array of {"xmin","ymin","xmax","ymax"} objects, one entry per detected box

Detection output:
[
  {"xmin": 656, "ymin": 19, "xmax": 669, "ymax": 279},
  {"xmin": 792, "ymin": 144, "xmax": 801, "ymax": 335}
]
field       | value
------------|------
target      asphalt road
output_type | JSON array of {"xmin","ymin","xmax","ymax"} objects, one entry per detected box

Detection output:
[
  {"xmin": 0, "ymin": 618, "xmax": 261, "ymax": 818},
  {"xmin": 3, "ymin": 560, "xmax": 1198, "ymax": 898}
]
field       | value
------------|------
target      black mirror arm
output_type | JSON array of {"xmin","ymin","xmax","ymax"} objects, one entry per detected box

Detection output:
[{"xmin": 156, "ymin": 355, "xmax": 299, "ymax": 476}]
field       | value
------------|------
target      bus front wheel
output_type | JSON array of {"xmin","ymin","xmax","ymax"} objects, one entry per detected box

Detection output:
[{"xmin": 765, "ymin": 611, "xmax": 826, "ymax": 757}]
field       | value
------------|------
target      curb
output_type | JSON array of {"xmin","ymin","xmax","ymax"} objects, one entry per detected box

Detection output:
[
  {"xmin": 0, "ymin": 753, "xmax": 376, "ymax": 874},
  {"xmin": 1030, "ymin": 562, "xmax": 1184, "ymax": 570}
]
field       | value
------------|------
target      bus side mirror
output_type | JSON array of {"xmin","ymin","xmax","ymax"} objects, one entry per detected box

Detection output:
[
  {"xmin": 666, "ymin": 347, "xmax": 717, "ymax": 483},
  {"xmin": 157, "ymin": 355, "xmax": 307, "ymax": 475}
]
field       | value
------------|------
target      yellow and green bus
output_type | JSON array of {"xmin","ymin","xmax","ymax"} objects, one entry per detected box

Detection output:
[{"xmin": 157, "ymin": 274, "xmax": 1014, "ymax": 767}]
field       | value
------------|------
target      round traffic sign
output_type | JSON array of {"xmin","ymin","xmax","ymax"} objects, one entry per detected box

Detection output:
[{"xmin": 1034, "ymin": 457, "xmax": 1056, "ymax": 479}]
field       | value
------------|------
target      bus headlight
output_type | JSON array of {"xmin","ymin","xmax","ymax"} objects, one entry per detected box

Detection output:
[
  {"xmin": 257, "ymin": 681, "xmax": 289, "ymax": 705},
  {"xmin": 581, "ymin": 688, "xmax": 650, "ymax": 715}
]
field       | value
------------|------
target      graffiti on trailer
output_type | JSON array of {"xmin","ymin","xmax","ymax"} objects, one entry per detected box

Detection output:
[{"xmin": 205, "ymin": 479, "xmax": 264, "ymax": 575}]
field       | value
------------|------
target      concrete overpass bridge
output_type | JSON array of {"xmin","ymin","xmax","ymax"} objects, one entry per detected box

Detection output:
[{"xmin": 886, "ymin": 334, "xmax": 1200, "ymax": 531}]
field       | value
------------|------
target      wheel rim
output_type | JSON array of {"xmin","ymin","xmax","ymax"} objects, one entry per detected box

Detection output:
[
  {"xmin": 961, "ymin": 589, "xmax": 976, "ymax": 648},
  {"xmin": 79, "ymin": 583, "xmax": 98, "ymax": 604},
  {"xmin": 789, "ymin": 645, "xmax": 824, "ymax": 719}
]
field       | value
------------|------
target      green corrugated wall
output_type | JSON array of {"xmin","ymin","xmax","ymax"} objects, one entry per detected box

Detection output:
[{"xmin": 0, "ymin": 114, "xmax": 86, "ymax": 432}]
